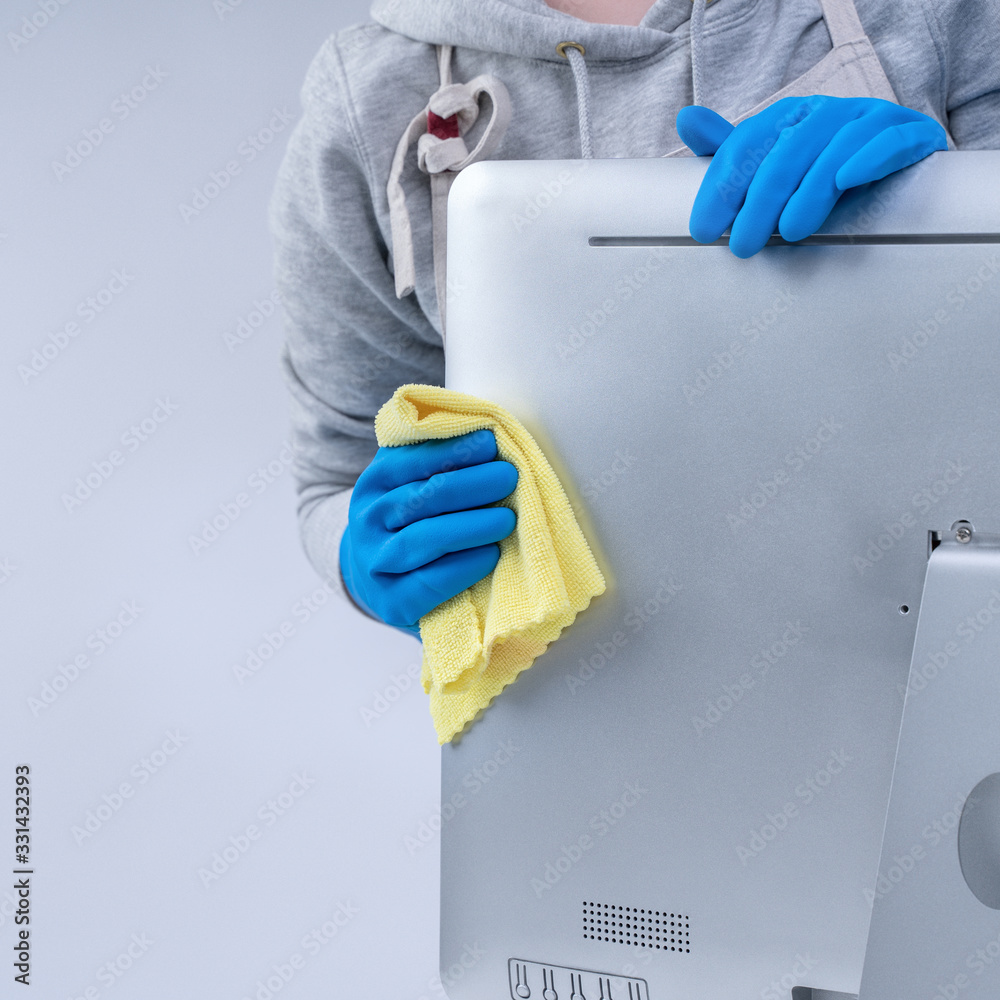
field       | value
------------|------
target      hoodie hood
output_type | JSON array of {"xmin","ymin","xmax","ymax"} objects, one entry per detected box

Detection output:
[
  {"xmin": 371, "ymin": 0, "xmax": 718, "ymax": 166},
  {"xmin": 375, "ymin": 0, "xmax": 719, "ymax": 316},
  {"xmin": 369, "ymin": 0, "xmax": 724, "ymax": 64}
]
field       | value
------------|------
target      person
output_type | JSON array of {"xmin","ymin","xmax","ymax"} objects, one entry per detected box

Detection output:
[{"xmin": 268, "ymin": 0, "xmax": 1000, "ymax": 639}]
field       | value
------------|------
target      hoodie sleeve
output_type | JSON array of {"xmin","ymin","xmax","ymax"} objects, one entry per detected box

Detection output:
[
  {"xmin": 923, "ymin": 0, "xmax": 1000, "ymax": 149},
  {"xmin": 268, "ymin": 34, "xmax": 446, "ymax": 614}
]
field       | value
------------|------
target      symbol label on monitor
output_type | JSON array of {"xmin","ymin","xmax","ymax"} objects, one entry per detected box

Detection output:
[{"xmin": 508, "ymin": 958, "xmax": 649, "ymax": 999}]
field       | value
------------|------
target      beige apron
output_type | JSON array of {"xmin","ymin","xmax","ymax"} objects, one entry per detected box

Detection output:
[
  {"xmin": 386, "ymin": 0, "xmax": 953, "ymax": 339},
  {"xmin": 664, "ymin": 0, "xmax": 901, "ymax": 159}
]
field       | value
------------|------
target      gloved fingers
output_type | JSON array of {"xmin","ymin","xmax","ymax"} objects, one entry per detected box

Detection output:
[
  {"xmin": 675, "ymin": 105, "xmax": 735, "ymax": 156},
  {"xmin": 379, "ymin": 459, "xmax": 518, "ymax": 531},
  {"xmin": 727, "ymin": 102, "xmax": 859, "ymax": 258},
  {"xmin": 779, "ymin": 112, "xmax": 941, "ymax": 243},
  {"xmin": 835, "ymin": 120, "xmax": 948, "ymax": 191},
  {"xmin": 363, "ymin": 429, "xmax": 498, "ymax": 495},
  {"xmin": 383, "ymin": 544, "xmax": 502, "ymax": 627},
  {"xmin": 689, "ymin": 96, "xmax": 817, "ymax": 243},
  {"xmin": 371, "ymin": 506, "xmax": 516, "ymax": 575}
]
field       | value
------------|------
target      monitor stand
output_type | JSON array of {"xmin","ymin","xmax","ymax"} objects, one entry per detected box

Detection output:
[
  {"xmin": 796, "ymin": 524, "xmax": 1000, "ymax": 1000},
  {"xmin": 794, "ymin": 990, "xmax": 858, "ymax": 1000},
  {"xmin": 857, "ymin": 525, "xmax": 1000, "ymax": 999}
]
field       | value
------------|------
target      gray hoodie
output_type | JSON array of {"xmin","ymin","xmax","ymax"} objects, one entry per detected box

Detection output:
[{"xmin": 268, "ymin": 0, "xmax": 1000, "ymax": 618}]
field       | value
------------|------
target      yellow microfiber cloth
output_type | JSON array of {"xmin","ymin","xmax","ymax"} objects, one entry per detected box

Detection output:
[{"xmin": 374, "ymin": 384, "xmax": 606, "ymax": 744}]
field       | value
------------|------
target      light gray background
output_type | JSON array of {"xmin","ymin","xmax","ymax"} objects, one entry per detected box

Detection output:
[{"xmin": 2, "ymin": 3, "xmax": 443, "ymax": 998}]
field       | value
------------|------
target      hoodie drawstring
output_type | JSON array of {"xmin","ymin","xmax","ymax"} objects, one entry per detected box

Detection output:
[
  {"xmin": 690, "ymin": 0, "xmax": 708, "ymax": 107},
  {"xmin": 388, "ymin": 6, "xmax": 713, "ymax": 330},
  {"xmin": 558, "ymin": 0, "xmax": 710, "ymax": 159},
  {"xmin": 386, "ymin": 44, "xmax": 511, "ymax": 318},
  {"xmin": 557, "ymin": 42, "xmax": 593, "ymax": 159}
]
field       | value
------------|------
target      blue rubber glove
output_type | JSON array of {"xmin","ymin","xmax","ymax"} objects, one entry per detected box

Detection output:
[
  {"xmin": 676, "ymin": 96, "xmax": 948, "ymax": 258},
  {"xmin": 339, "ymin": 429, "xmax": 518, "ymax": 639}
]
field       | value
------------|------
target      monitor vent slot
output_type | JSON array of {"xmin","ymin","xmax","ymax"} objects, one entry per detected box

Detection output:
[
  {"xmin": 589, "ymin": 233, "xmax": 1000, "ymax": 247},
  {"xmin": 583, "ymin": 900, "xmax": 691, "ymax": 953}
]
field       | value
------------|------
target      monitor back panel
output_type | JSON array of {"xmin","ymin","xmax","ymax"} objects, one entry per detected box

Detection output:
[{"xmin": 439, "ymin": 152, "xmax": 1000, "ymax": 1000}]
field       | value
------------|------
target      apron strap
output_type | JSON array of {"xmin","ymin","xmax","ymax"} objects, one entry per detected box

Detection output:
[{"xmin": 817, "ymin": 0, "xmax": 868, "ymax": 48}]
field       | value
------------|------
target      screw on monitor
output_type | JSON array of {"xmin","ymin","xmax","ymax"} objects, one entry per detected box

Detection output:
[{"xmin": 954, "ymin": 521, "xmax": 973, "ymax": 543}]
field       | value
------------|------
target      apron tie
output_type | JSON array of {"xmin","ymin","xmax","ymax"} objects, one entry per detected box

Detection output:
[{"xmin": 386, "ymin": 44, "xmax": 512, "ymax": 311}]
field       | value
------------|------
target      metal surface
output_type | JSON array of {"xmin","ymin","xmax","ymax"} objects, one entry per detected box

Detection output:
[
  {"xmin": 440, "ymin": 151, "xmax": 1000, "ymax": 999},
  {"xmin": 858, "ymin": 530, "xmax": 1000, "ymax": 999}
]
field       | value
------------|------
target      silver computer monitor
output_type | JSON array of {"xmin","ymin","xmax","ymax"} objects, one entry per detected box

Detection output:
[{"xmin": 439, "ymin": 150, "xmax": 1000, "ymax": 1000}]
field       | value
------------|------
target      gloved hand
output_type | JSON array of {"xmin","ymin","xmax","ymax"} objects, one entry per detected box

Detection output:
[
  {"xmin": 339, "ymin": 429, "xmax": 518, "ymax": 639},
  {"xmin": 676, "ymin": 95, "xmax": 948, "ymax": 258}
]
